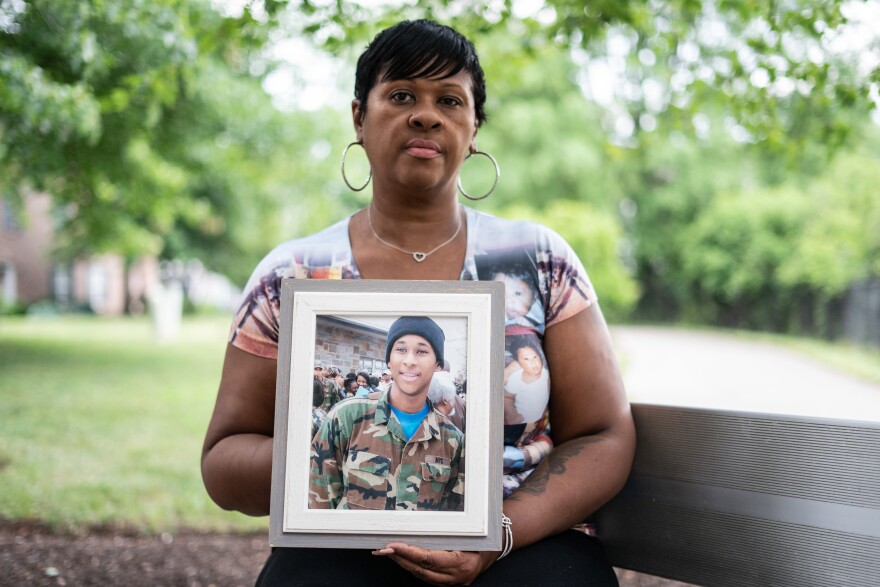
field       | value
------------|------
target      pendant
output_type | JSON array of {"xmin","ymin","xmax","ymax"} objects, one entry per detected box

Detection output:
[{"xmin": 412, "ymin": 252, "xmax": 427, "ymax": 263}]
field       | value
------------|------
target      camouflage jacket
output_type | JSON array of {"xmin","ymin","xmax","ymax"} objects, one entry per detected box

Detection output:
[
  {"xmin": 321, "ymin": 378, "xmax": 341, "ymax": 410},
  {"xmin": 309, "ymin": 391, "xmax": 465, "ymax": 511}
]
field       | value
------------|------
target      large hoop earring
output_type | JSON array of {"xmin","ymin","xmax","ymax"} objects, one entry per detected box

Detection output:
[
  {"xmin": 457, "ymin": 150, "xmax": 500, "ymax": 201},
  {"xmin": 341, "ymin": 141, "xmax": 372, "ymax": 192}
]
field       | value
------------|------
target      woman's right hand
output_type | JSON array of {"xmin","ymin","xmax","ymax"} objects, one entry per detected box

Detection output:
[{"xmin": 374, "ymin": 543, "xmax": 499, "ymax": 586}]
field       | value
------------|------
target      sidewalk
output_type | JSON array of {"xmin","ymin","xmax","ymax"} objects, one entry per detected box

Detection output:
[{"xmin": 611, "ymin": 326, "xmax": 880, "ymax": 422}]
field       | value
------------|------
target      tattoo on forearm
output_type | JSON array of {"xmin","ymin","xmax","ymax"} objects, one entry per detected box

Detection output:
[{"xmin": 507, "ymin": 436, "xmax": 605, "ymax": 500}]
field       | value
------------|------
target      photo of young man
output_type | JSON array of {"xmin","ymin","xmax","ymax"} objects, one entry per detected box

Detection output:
[{"xmin": 309, "ymin": 316, "xmax": 465, "ymax": 511}]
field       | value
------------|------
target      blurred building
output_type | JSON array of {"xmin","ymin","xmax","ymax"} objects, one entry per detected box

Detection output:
[
  {"xmin": 1, "ymin": 193, "xmax": 237, "ymax": 315},
  {"xmin": 0, "ymin": 193, "xmax": 54, "ymax": 308}
]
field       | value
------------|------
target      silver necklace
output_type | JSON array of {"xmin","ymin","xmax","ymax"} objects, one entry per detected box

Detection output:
[{"xmin": 367, "ymin": 206, "xmax": 463, "ymax": 263}]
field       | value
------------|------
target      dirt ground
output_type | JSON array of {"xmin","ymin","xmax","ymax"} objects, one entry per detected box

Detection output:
[{"xmin": 0, "ymin": 519, "xmax": 687, "ymax": 587}]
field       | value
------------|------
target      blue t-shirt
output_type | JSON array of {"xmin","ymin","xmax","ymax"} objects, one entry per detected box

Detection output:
[{"xmin": 390, "ymin": 403, "xmax": 431, "ymax": 441}]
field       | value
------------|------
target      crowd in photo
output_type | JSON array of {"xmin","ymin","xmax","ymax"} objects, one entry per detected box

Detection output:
[
  {"xmin": 305, "ymin": 266, "xmax": 559, "ymax": 507},
  {"xmin": 310, "ymin": 360, "xmax": 468, "ymax": 437}
]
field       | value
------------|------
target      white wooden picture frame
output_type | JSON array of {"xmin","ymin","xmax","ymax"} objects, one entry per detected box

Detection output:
[{"xmin": 270, "ymin": 279, "xmax": 505, "ymax": 550}]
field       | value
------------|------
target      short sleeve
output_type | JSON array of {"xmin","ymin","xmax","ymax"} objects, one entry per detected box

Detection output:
[
  {"xmin": 228, "ymin": 264, "xmax": 285, "ymax": 359},
  {"xmin": 225, "ymin": 217, "xmax": 356, "ymax": 360},
  {"xmin": 537, "ymin": 225, "xmax": 598, "ymax": 328}
]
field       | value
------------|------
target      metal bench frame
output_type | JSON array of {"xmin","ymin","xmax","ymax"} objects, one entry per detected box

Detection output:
[{"xmin": 594, "ymin": 404, "xmax": 880, "ymax": 586}]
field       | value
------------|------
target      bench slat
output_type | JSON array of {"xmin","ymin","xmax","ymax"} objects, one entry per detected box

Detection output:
[{"xmin": 594, "ymin": 404, "xmax": 880, "ymax": 586}]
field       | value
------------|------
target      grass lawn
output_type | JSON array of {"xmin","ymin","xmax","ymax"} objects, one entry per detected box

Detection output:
[
  {"xmin": 1, "ymin": 316, "xmax": 876, "ymax": 535},
  {"xmin": 0, "ymin": 314, "xmax": 267, "ymax": 534}
]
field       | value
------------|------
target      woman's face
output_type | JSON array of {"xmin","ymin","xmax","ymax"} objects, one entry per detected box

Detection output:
[
  {"xmin": 353, "ymin": 68, "xmax": 478, "ymax": 195},
  {"xmin": 357, "ymin": 374, "xmax": 369, "ymax": 387},
  {"xmin": 347, "ymin": 380, "xmax": 359, "ymax": 393}
]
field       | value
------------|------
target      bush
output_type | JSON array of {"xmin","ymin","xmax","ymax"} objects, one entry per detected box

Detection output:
[
  {"xmin": 24, "ymin": 300, "xmax": 61, "ymax": 316},
  {"xmin": 499, "ymin": 201, "xmax": 639, "ymax": 322},
  {"xmin": 0, "ymin": 301, "xmax": 26, "ymax": 316},
  {"xmin": 679, "ymin": 186, "xmax": 810, "ymax": 330}
]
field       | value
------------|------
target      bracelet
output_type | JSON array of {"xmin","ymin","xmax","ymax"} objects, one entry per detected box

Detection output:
[{"xmin": 497, "ymin": 514, "xmax": 513, "ymax": 560}]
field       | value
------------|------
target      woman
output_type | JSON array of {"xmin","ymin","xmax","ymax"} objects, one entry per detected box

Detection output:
[
  {"xmin": 355, "ymin": 370, "xmax": 373, "ymax": 398},
  {"xmin": 202, "ymin": 19, "xmax": 634, "ymax": 586},
  {"xmin": 343, "ymin": 376, "xmax": 359, "ymax": 398}
]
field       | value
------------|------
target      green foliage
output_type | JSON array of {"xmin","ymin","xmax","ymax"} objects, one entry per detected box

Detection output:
[
  {"xmin": 0, "ymin": 0, "xmax": 286, "ymax": 269},
  {"xmin": 0, "ymin": 0, "xmax": 363, "ymax": 284},
  {"xmin": 780, "ymin": 148, "xmax": 880, "ymax": 294},
  {"xmin": 499, "ymin": 200, "xmax": 639, "ymax": 321},
  {"xmin": 458, "ymin": 43, "xmax": 638, "ymax": 321},
  {"xmin": 0, "ymin": 300, "xmax": 26, "ymax": 316},
  {"xmin": 679, "ymin": 186, "xmax": 810, "ymax": 328},
  {"xmin": 630, "ymin": 128, "xmax": 880, "ymax": 336},
  {"xmin": 278, "ymin": 0, "xmax": 877, "ymax": 155},
  {"xmin": 619, "ymin": 115, "xmax": 754, "ymax": 320},
  {"xmin": 275, "ymin": 1, "xmax": 878, "ymax": 338},
  {"xmin": 1, "ymin": 0, "xmax": 876, "ymax": 342},
  {"xmin": 472, "ymin": 40, "xmax": 622, "ymax": 213},
  {"xmin": 1, "ymin": 1, "xmax": 195, "ymax": 226}
]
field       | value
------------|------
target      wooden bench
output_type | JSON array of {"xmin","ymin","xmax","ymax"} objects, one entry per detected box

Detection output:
[{"xmin": 594, "ymin": 404, "xmax": 880, "ymax": 586}]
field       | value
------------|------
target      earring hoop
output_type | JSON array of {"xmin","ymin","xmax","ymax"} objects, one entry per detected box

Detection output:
[
  {"xmin": 341, "ymin": 141, "xmax": 372, "ymax": 192},
  {"xmin": 457, "ymin": 150, "xmax": 500, "ymax": 201}
]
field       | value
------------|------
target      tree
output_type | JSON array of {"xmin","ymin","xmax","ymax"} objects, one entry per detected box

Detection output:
[
  {"xmin": 0, "ymin": 0, "xmax": 282, "ymax": 268},
  {"xmin": 780, "ymin": 141, "xmax": 880, "ymax": 296},
  {"xmin": 272, "ymin": 0, "xmax": 878, "ymax": 157},
  {"xmin": 678, "ymin": 185, "xmax": 811, "ymax": 329},
  {"xmin": 464, "ymin": 37, "xmax": 623, "ymax": 213}
]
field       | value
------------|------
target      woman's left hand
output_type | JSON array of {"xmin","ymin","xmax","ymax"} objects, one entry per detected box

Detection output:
[{"xmin": 373, "ymin": 543, "xmax": 497, "ymax": 585}]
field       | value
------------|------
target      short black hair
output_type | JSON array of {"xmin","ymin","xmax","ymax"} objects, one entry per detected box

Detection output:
[
  {"xmin": 354, "ymin": 19, "xmax": 487, "ymax": 126},
  {"xmin": 312, "ymin": 379, "xmax": 324, "ymax": 407}
]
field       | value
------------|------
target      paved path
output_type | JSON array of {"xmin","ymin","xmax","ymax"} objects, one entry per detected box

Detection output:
[{"xmin": 610, "ymin": 326, "xmax": 880, "ymax": 422}]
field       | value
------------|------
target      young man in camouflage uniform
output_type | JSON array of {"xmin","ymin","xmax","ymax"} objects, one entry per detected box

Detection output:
[{"xmin": 309, "ymin": 316, "xmax": 464, "ymax": 511}]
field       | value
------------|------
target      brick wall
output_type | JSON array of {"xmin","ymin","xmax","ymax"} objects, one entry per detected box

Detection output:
[
  {"xmin": 0, "ymin": 193, "xmax": 53, "ymax": 305},
  {"xmin": 314, "ymin": 317, "xmax": 388, "ymax": 375}
]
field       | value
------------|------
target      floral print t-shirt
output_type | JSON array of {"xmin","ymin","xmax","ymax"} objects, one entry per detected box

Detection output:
[{"xmin": 229, "ymin": 206, "xmax": 597, "ymax": 498}]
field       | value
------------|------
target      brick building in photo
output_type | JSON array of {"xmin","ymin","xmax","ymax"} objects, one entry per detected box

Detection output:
[{"xmin": 314, "ymin": 316, "xmax": 389, "ymax": 376}]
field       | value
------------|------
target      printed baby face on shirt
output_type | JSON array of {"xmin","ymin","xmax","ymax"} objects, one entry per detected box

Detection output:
[
  {"xmin": 516, "ymin": 346, "xmax": 544, "ymax": 377},
  {"xmin": 497, "ymin": 273, "xmax": 535, "ymax": 320}
]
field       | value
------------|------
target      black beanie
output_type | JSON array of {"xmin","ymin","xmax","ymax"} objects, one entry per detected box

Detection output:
[{"xmin": 385, "ymin": 316, "xmax": 445, "ymax": 367}]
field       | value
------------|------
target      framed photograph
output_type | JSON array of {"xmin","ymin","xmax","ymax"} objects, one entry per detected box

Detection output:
[{"xmin": 270, "ymin": 279, "xmax": 505, "ymax": 550}]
